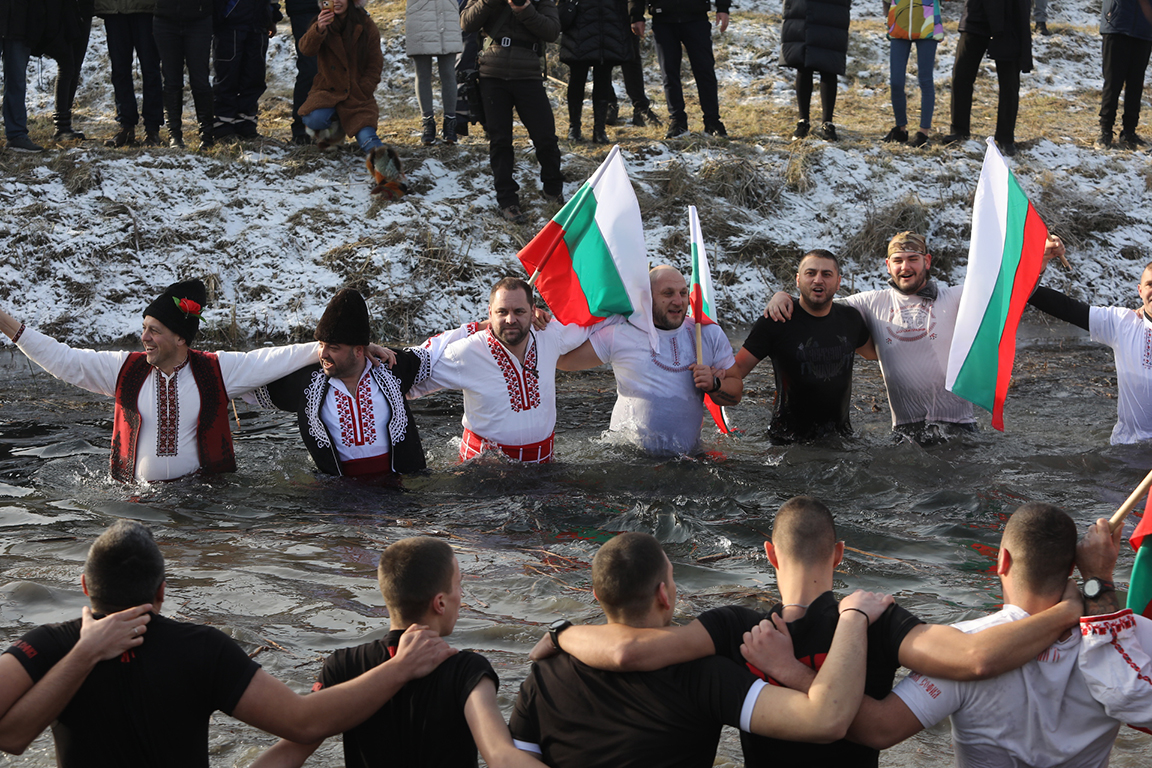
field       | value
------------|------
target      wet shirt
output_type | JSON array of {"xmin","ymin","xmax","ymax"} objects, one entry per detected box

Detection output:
[
  {"xmin": 316, "ymin": 629, "xmax": 497, "ymax": 768},
  {"xmin": 698, "ymin": 593, "xmax": 922, "ymax": 768},
  {"xmin": 841, "ymin": 284, "xmax": 975, "ymax": 427},
  {"xmin": 589, "ymin": 316, "xmax": 735, "ymax": 455},
  {"xmin": 1088, "ymin": 306, "xmax": 1152, "ymax": 445},
  {"xmin": 741, "ymin": 300, "xmax": 869, "ymax": 441},
  {"xmin": 3, "ymin": 614, "xmax": 260, "ymax": 768},
  {"xmin": 510, "ymin": 652, "xmax": 765, "ymax": 768}
]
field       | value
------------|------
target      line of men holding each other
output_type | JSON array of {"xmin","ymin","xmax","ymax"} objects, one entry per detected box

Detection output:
[
  {"xmin": 1, "ymin": 225, "xmax": 1147, "ymax": 485},
  {"xmin": 2, "ymin": 494, "xmax": 1151, "ymax": 767}
]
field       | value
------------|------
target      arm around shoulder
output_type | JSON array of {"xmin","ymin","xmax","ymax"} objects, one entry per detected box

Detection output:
[
  {"xmin": 553, "ymin": 620, "xmax": 716, "ymax": 671},
  {"xmin": 464, "ymin": 678, "xmax": 545, "ymax": 768},
  {"xmin": 846, "ymin": 693, "xmax": 925, "ymax": 751}
]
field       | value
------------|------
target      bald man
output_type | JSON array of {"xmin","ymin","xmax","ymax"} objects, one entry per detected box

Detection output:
[{"xmin": 558, "ymin": 265, "xmax": 741, "ymax": 455}]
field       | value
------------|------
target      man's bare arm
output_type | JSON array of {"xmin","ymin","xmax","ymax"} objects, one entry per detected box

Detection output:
[
  {"xmin": 0, "ymin": 605, "xmax": 152, "ymax": 755},
  {"xmin": 727, "ymin": 348, "xmax": 761, "ymax": 381},
  {"xmin": 846, "ymin": 692, "xmax": 925, "ymax": 750},
  {"xmin": 763, "ymin": 291, "xmax": 794, "ymax": 322},
  {"xmin": 856, "ymin": 337, "xmax": 878, "ymax": 361},
  {"xmin": 529, "ymin": 620, "xmax": 716, "ymax": 671},
  {"xmin": 555, "ymin": 340, "xmax": 604, "ymax": 371},
  {"xmin": 464, "ymin": 678, "xmax": 545, "ymax": 767},
  {"xmin": 690, "ymin": 364, "xmax": 743, "ymax": 406},
  {"xmin": 1078, "ymin": 517, "xmax": 1123, "ymax": 615}
]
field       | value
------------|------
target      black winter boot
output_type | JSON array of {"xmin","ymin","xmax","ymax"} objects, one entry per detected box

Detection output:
[
  {"xmin": 165, "ymin": 91, "xmax": 184, "ymax": 147},
  {"xmin": 592, "ymin": 101, "xmax": 610, "ymax": 144},
  {"xmin": 567, "ymin": 102, "xmax": 582, "ymax": 141},
  {"xmin": 193, "ymin": 91, "xmax": 215, "ymax": 149}
]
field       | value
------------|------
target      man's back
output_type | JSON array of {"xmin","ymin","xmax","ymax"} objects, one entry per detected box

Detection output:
[
  {"xmin": 510, "ymin": 652, "xmax": 762, "ymax": 768},
  {"xmin": 3, "ymin": 613, "xmax": 259, "ymax": 768},
  {"xmin": 317, "ymin": 630, "xmax": 496, "ymax": 768}
]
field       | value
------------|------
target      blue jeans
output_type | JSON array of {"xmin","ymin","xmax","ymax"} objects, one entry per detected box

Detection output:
[
  {"xmin": 1, "ymin": 37, "xmax": 30, "ymax": 139},
  {"xmin": 301, "ymin": 107, "xmax": 382, "ymax": 151},
  {"xmin": 889, "ymin": 38, "xmax": 938, "ymax": 131}
]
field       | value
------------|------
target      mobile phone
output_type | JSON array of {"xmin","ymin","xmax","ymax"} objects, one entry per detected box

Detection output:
[{"xmin": 320, "ymin": 0, "xmax": 332, "ymax": 10}]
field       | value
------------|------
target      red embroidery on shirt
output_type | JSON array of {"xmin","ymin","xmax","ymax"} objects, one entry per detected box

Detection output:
[
  {"xmin": 332, "ymin": 375, "xmax": 377, "ymax": 447},
  {"xmin": 485, "ymin": 332, "xmax": 540, "ymax": 412},
  {"xmin": 154, "ymin": 356, "xmax": 190, "ymax": 457},
  {"xmin": 1143, "ymin": 327, "xmax": 1151, "ymax": 370}
]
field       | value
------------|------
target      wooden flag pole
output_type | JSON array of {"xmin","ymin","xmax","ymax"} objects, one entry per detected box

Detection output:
[
  {"xmin": 1109, "ymin": 466, "xmax": 1152, "ymax": 532},
  {"xmin": 695, "ymin": 319, "xmax": 703, "ymax": 366}
]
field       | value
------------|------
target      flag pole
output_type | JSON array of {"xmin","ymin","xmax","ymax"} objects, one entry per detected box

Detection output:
[
  {"xmin": 526, "ymin": 224, "xmax": 567, "ymax": 287},
  {"xmin": 1109, "ymin": 466, "xmax": 1152, "ymax": 532}
]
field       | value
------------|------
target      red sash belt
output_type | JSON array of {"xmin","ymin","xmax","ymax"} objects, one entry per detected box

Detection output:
[
  {"xmin": 460, "ymin": 429, "xmax": 554, "ymax": 464},
  {"xmin": 340, "ymin": 453, "xmax": 392, "ymax": 477}
]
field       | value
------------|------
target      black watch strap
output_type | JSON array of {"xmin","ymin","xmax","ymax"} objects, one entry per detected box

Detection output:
[
  {"xmin": 549, "ymin": 619, "xmax": 572, "ymax": 651},
  {"xmin": 1082, "ymin": 577, "xmax": 1115, "ymax": 600}
]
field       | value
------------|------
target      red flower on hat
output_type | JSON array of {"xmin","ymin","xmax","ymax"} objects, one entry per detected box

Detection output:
[{"xmin": 174, "ymin": 297, "xmax": 203, "ymax": 319}]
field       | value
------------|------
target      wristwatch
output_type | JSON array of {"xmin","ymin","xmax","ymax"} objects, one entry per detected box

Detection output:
[
  {"xmin": 712, "ymin": 376, "xmax": 721, "ymax": 393},
  {"xmin": 549, "ymin": 618, "xmax": 572, "ymax": 651},
  {"xmin": 1081, "ymin": 577, "xmax": 1115, "ymax": 600}
]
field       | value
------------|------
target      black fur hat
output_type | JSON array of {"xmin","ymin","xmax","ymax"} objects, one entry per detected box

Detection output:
[
  {"xmin": 143, "ymin": 279, "xmax": 206, "ymax": 344},
  {"xmin": 315, "ymin": 288, "xmax": 370, "ymax": 346}
]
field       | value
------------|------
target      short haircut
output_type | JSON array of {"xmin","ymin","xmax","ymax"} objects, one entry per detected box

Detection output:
[
  {"xmin": 592, "ymin": 532, "xmax": 668, "ymax": 622},
  {"xmin": 1001, "ymin": 503, "xmax": 1077, "ymax": 595},
  {"xmin": 1142, "ymin": 260, "xmax": 1152, "ymax": 275},
  {"xmin": 888, "ymin": 231, "xmax": 929, "ymax": 256},
  {"xmin": 84, "ymin": 520, "xmax": 165, "ymax": 613},
  {"xmin": 377, "ymin": 537, "xmax": 457, "ymax": 623},
  {"xmin": 798, "ymin": 249, "xmax": 841, "ymax": 274},
  {"xmin": 489, "ymin": 276, "xmax": 533, "ymax": 306},
  {"xmin": 771, "ymin": 496, "xmax": 837, "ymax": 566}
]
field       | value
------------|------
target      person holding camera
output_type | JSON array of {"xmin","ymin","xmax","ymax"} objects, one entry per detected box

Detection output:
[{"xmin": 461, "ymin": 0, "xmax": 564, "ymax": 224}]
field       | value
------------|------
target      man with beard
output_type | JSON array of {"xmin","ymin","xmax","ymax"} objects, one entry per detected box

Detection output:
[
  {"xmin": 244, "ymin": 288, "xmax": 430, "ymax": 478},
  {"xmin": 556, "ymin": 265, "xmax": 740, "ymax": 455},
  {"xmin": 409, "ymin": 277, "xmax": 591, "ymax": 463},
  {"xmin": 764, "ymin": 232, "xmax": 1066, "ymax": 440},
  {"xmin": 730, "ymin": 250, "xmax": 870, "ymax": 442}
]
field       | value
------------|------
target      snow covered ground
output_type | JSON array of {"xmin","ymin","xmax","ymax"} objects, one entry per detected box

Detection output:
[{"xmin": 2, "ymin": 0, "xmax": 1149, "ymax": 345}]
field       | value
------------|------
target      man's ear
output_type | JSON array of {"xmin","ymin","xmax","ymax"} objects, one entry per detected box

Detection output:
[
  {"xmin": 656, "ymin": 581, "xmax": 673, "ymax": 611},
  {"xmin": 155, "ymin": 581, "xmax": 166, "ymax": 605},
  {"xmin": 924, "ymin": 253, "xmax": 933, "ymax": 271},
  {"xmin": 832, "ymin": 540, "xmax": 845, "ymax": 568},
  {"xmin": 431, "ymin": 591, "xmax": 447, "ymax": 616},
  {"xmin": 81, "ymin": 573, "xmax": 89, "ymax": 596},
  {"xmin": 996, "ymin": 547, "xmax": 1011, "ymax": 577},
  {"xmin": 764, "ymin": 541, "xmax": 780, "ymax": 569}
]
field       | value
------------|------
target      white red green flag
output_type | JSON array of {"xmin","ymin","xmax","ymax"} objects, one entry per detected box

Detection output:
[
  {"xmin": 518, "ymin": 146, "xmax": 658, "ymax": 351},
  {"xmin": 687, "ymin": 206, "xmax": 731, "ymax": 434},
  {"xmin": 1128, "ymin": 490, "xmax": 1152, "ymax": 619},
  {"xmin": 946, "ymin": 139, "xmax": 1049, "ymax": 431}
]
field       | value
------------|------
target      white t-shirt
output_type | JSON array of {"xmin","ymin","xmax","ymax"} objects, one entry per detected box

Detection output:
[
  {"xmin": 893, "ymin": 605, "xmax": 1120, "ymax": 768},
  {"xmin": 842, "ymin": 285, "xmax": 975, "ymax": 427},
  {"xmin": 1088, "ymin": 307, "xmax": 1152, "ymax": 445},
  {"xmin": 588, "ymin": 317, "xmax": 735, "ymax": 455}
]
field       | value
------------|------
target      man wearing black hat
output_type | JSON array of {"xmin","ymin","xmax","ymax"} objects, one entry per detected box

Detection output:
[
  {"xmin": 245, "ymin": 288, "xmax": 430, "ymax": 477},
  {"xmin": 0, "ymin": 280, "xmax": 320, "ymax": 482}
]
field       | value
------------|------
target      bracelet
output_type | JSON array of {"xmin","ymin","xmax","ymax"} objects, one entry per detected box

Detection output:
[
  {"xmin": 11, "ymin": 323, "xmax": 25, "ymax": 344},
  {"xmin": 839, "ymin": 607, "xmax": 869, "ymax": 621}
]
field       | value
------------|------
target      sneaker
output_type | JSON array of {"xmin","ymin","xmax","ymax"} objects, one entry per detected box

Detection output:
[
  {"xmin": 1095, "ymin": 131, "xmax": 1113, "ymax": 149},
  {"xmin": 421, "ymin": 115, "xmax": 437, "ymax": 146},
  {"xmin": 567, "ymin": 125, "xmax": 582, "ymax": 141},
  {"xmin": 605, "ymin": 101, "xmax": 620, "ymax": 127},
  {"xmin": 633, "ymin": 106, "xmax": 662, "ymax": 127},
  {"xmin": 142, "ymin": 131, "xmax": 163, "ymax": 147},
  {"xmin": 170, "ymin": 135, "xmax": 185, "ymax": 148},
  {"xmin": 7, "ymin": 135, "xmax": 44, "ymax": 153},
  {"xmin": 882, "ymin": 126, "xmax": 908, "ymax": 143},
  {"xmin": 1118, "ymin": 130, "xmax": 1147, "ymax": 149},
  {"xmin": 703, "ymin": 119, "xmax": 728, "ymax": 137},
  {"xmin": 443, "ymin": 115, "xmax": 458, "ymax": 145},
  {"xmin": 105, "ymin": 126, "xmax": 136, "ymax": 148},
  {"xmin": 940, "ymin": 132, "xmax": 969, "ymax": 146},
  {"xmin": 791, "ymin": 120, "xmax": 810, "ymax": 140},
  {"xmin": 818, "ymin": 122, "xmax": 838, "ymax": 141},
  {"xmin": 665, "ymin": 120, "xmax": 688, "ymax": 139},
  {"xmin": 909, "ymin": 130, "xmax": 929, "ymax": 148},
  {"xmin": 53, "ymin": 128, "xmax": 86, "ymax": 141},
  {"xmin": 1036, "ymin": 22, "xmax": 1050, "ymax": 35},
  {"xmin": 500, "ymin": 204, "xmax": 526, "ymax": 224}
]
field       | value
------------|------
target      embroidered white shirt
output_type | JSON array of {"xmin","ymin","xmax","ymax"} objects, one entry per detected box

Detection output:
[
  {"xmin": 319, "ymin": 362, "xmax": 393, "ymax": 460},
  {"xmin": 1089, "ymin": 307, "xmax": 1152, "ymax": 445}
]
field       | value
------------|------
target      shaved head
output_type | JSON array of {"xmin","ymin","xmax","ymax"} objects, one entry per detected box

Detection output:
[
  {"xmin": 1002, "ymin": 503, "xmax": 1076, "ymax": 596},
  {"xmin": 771, "ymin": 496, "xmax": 837, "ymax": 566}
]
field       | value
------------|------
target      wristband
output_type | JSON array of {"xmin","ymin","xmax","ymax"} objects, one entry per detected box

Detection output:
[
  {"xmin": 839, "ymin": 607, "xmax": 870, "ymax": 622},
  {"xmin": 11, "ymin": 323, "xmax": 25, "ymax": 344},
  {"xmin": 712, "ymin": 376, "xmax": 721, "ymax": 393}
]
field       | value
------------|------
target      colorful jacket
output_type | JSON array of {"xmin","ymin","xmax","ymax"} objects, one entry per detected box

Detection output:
[{"xmin": 887, "ymin": 0, "xmax": 943, "ymax": 40}]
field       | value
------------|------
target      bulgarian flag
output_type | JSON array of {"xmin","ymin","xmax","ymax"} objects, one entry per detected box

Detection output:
[
  {"xmin": 1127, "ymin": 489, "xmax": 1152, "ymax": 619},
  {"xmin": 688, "ymin": 206, "xmax": 731, "ymax": 434},
  {"xmin": 518, "ymin": 146, "xmax": 658, "ymax": 351},
  {"xmin": 946, "ymin": 139, "xmax": 1049, "ymax": 431}
]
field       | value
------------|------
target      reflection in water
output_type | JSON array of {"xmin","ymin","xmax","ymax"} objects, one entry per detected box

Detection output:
[{"xmin": 0, "ymin": 318, "xmax": 1150, "ymax": 766}]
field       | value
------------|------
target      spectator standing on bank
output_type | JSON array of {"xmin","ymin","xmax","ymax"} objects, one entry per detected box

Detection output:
[
  {"xmin": 1033, "ymin": 0, "xmax": 1049, "ymax": 35},
  {"xmin": 0, "ymin": 0, "xmax": 43, "ymax": 152},
  {"xmin": 942, "ymin": 0, "xmax": 1031, "ymax": 156},
  {"xmin": 461, "ymin": 0, "xmax": 565, "ymax": 224},
  {"xmin": 37, "ymin": 0, "xmax": 94, "ymax": 142},
  {"xmin": 406, "ymin": 0, "xmax": 463, "ymax": 145},
  {"xmin": 153, "ymin": 0, "xmax": 215, "ymax": 147},
  {"xmin": 633, "ymin": 0, "xmax": 728, "ymax": 138},
  {"xmin": 212, "ymin": 0, "xmax": 280, "ymax": 139},
  {"xmin": 93, "ymin": 0, "xmax": 162, "ymax": 147},
  {"xmin": 882, "ymin": 0, "xmax": 942, "ymax": 148},
  {"xmin": 603, "ymin": 36, "xmax": 662, "ymax": 127},
  {"xmin": 1095, "ymin": 0, "xmax": 1152, "ymax": 149},
  {"xmin": 282, "ymin": 0, "xmax": 319, "ymax": 144},
  {"xmin": 562, "ymin": 0, "xmax": 632, "ymax": 143},
  {"xmin": 781, "ymin": 0, "xmax": 849, "ymax": 142}
]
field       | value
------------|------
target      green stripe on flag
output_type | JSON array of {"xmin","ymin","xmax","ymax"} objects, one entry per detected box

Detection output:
[
  {"xmin": 950, "ymin": 175, "xmax": 1031, "ymax": 411},
  {"xmin": 556, "ymin": 185, "xmax": 634, "ymax": 318},
  {"xmin": 1129, "ymin": 542, "xmax": 1152, "ymax": 618},
  {"xmin": 690, "ymin": 243, "xmax": 713, "ymax": 319}
]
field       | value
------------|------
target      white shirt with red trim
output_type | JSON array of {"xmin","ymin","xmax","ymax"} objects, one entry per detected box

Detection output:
[
  {"xmin": 1088, "ymin": 307, "xmax": 1152, "ymax": 445},
  {"xmin": 410, "ymin": 320, "xmax": 590, "ymax": 447},
  {"xmin": 1078, "ymin": 608, "xmax": 1152, "ymax": 732},
  {"xmin": 14, "ymin": 328, "xmax": 319, "ymax": 481},
  {"xmin": 319, "ymin": 362, "xmax": 392, "ymax": 461},
  {"xmin": 893, "ymin": 604, "xmax": 1121, "ymax": 768}
]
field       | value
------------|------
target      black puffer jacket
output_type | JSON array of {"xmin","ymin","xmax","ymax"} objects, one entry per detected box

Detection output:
[
  {"xmin": 780, "ymin": 0, "xmax": 850, "ymax": 76},
  {"xmin": 462, "ymin": 0, "xmax": 559, "ymax": 79},
  {"xmin": 561, "ymin": 0, "xmax": 631, "ymax": 65},
  {"xmin": 629, "ymin": 0, "xmax": 726, "ymax": 24},
  {"xmin": 958, "ymin": 0, "xmax": 1032, "ymax": 72},
  {"xmin": 0, "ymin": 0, "xmax": 44, "ymax": 41},
  {"xmin": 153, "ymin": 0, "xmax": 211, "ymax": 22}
]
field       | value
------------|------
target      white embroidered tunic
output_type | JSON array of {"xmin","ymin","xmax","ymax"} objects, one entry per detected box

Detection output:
[
  {"xmin": 1089, "ymin": 307, "xmax": 1152, "ymax": 445},
  {"xmin": 319, "ymin": 362, "xmax": 393, "ymax": 461}
]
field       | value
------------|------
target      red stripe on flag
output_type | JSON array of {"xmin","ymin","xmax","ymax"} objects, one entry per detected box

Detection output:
[
  {"xmin": 1131, "ymin": 487, "xmax": 1152, "ymax": 552},
  {"xmin": 519, "ymin": 221, "xmax": 602, "ymax": 326},
  {"xmin": 689, "ymin": 285, "xmax": 715, "ymax": 326},
  {"xmin": 705, "ymin": 395, "xmax": 730, "ymax": 434},
  {"xmin": 990, "ymin": 203, "xmax": 1048, "ymax": 431}
]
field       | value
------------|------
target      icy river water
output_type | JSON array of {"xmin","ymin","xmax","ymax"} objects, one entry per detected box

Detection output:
[{"xmin": 1, "ymin": 316, "xmax": 1150, "ymax": 767}]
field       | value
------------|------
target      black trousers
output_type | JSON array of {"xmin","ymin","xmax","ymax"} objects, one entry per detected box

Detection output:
[
  {"xmin": 608, "ymin": 35, "xmax": 650, "ymax": 110},
  {"xmin": 567, "ymin": 62, "xmax": 615, "ymax": 123},
  {"xmin": 212, "ymin": 23, "xmax": 269, "ymax": 130},
  {"xmin": 289, "ymin": 12, "xmax": 319, "ymax": 137},
  {"xmin": 153, "ymin": 15, "xmax": 213, "ymax": 99},
  {"xmin": 53, "ymin": 13, "xmax": 93, "ymax": 129},
  {"xmin": 103, "ymin": 13, "xmax": 163, "ymax": 130},
  {"xmin": 795, "ymin": 67, "xmax": 837, "ymax": 123},
  {"xmin": 1101, "ymin": 33, "xmax": 1152, "ymax": 133},
  {"xmin": 950, "ymin": 31, "xmax": 1020, "ymax": 145},
  {"xmin": 479, "ymin": 76, "xmax": 564, "ymax": 209},
  {"xmin": 651, "ymin": 17, "xmax": 719, "ymax": 123}
]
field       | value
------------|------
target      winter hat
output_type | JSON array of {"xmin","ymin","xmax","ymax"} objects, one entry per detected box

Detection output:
[
  {"xmin": 887, "ymin": 231, "xmax": 929, "ymax": 257},
  {"xmin": 315, "ymin": 288, "xmax": 371, "ymax": 346},
  {"xmin": 144, "ymin": 280, "xmax": 207, "ymax": 343}
]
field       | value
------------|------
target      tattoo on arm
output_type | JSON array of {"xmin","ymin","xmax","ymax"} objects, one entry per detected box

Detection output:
[{"xmin": 1085, "ymin": 591, "xmax": 1121, "ymax": 616}]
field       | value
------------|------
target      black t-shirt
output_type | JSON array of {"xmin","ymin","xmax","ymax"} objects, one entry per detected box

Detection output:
[
  {"xmin": 317, "ymin": 629, "xmax": 497, "ymax": 768},
  {"xmin": 510, "ymin": 652, "xmax": 761, "ymax": 768},
  {"xmin": 741, "ymin": 300, "xmax": 870, "ymax": 441},
  {"xmin": 697, "ymin": 593, "xmax": 923, "ymax": 768},
  {"xmin": 3, "ymin": 613, "xmax": 260, "ymax": 768}
]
